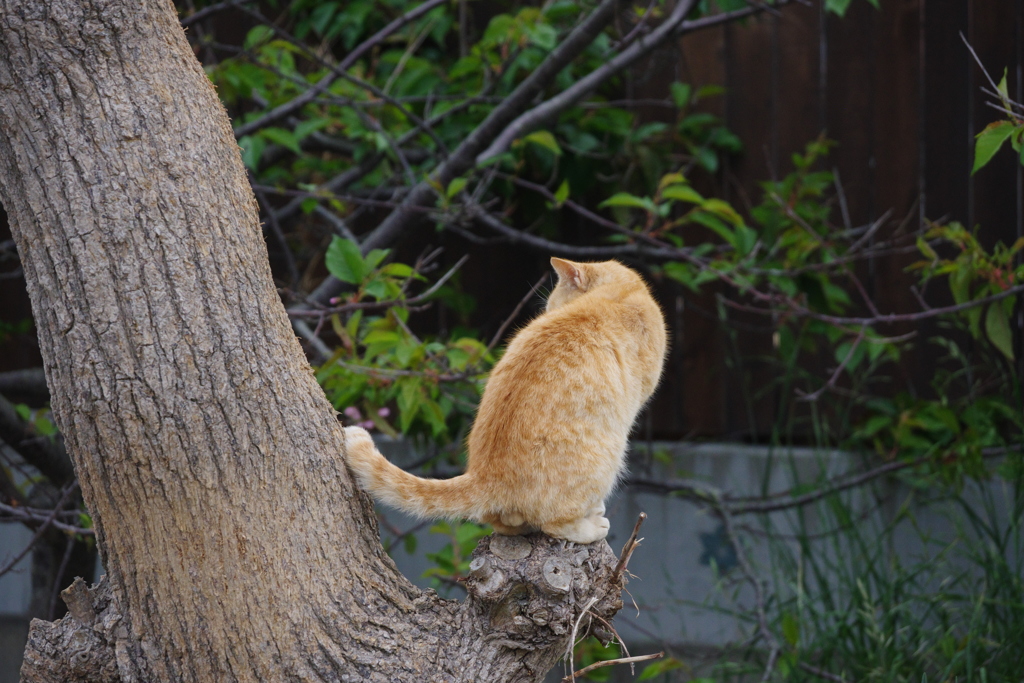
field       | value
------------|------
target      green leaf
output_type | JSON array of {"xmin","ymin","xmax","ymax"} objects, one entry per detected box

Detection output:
[
  {"xmin": 364, "ymin": 248, "xmax": 389, "ymax": 271},
  {"xmin": 553, "ymin": 179, "xmax": 570, "ymax": 205},
  {"xmin": 824, "ymin": 0, "xmax": 853, "ymax": 17},
  {"xmin": 243, "ymin": 25, "xmax": 274, "ymax": 49},
  {"xmin": 380, "ymin": 262, "xmax": 415, "ymax": 278},
  {"xmin": 238, "ymin": 135, "xmax": 266, "ymax": 171},
  {"xmin": 598, "ymin": 192, "xmax": 657, "ymax": 212},
  {"xmin": 525, "ymin": 23, "xmax": 557, "ymax": 50},
  {"xmin": 997, "ymin": 68, "xmax": 1009, "ymax": 100},
  {"xmin": 636, "ymin": 658, "xmax": 686, "ymax": 681},
  {"xmin": 854, "ymin": 414, "xmax": 892, "ymax": 440},
  {"xmin": 260, "ymin": 127, "xmax": 302, "ymax": 155},
  {"xmin": 325, "ymin": 237, "xmax": 367, "ymax": 284},
  {"xmin": 972, "ymin": 121, "xmax": 1016, "ymax": 174},
  {"xmin": 670, "ymin": 82, "xmax": 692, "ymax": 108},
  {"xmin": 949, "ymin": 263, "xmax": 973, "ymax": 305},
  {"xmin": 690, "ymin": 211, "xmax": 737, "ymax": 248},
  {"xmin": 362, "ymin": 330, "xmax": 400, "ymax": 345},
  {"xmin": 985, "ymin": 301, "xmax": 1015, "ymax": 360},
  {"xmin": 403, "ymin": 532, "xmax": 417, "ymax": 554},
  {"xmin": 363, "ymin": 278, "xmax": 387, "ymax": 300},
  {"xmin": 345, "ymin": 309, "xmax": 362, "ymax": 341},
  {"xmin": 695, "ymin": 84, "xmax": 726, "ymax": 100},
  {"xmin": 916, "ymin": 236, "xmax": 937, "ymax": 260},
  {"xmin": 522, "ymin": 130, "xmax": 562, "ymax": 156},
  {"xmin": 661, "ymin": 185, "xmax": 703, "ymax": 204},
  {"xmin": 449, "ymin": 55, "xmax": 483, "ymax": 80},
  {"xmin": 294, "ymin": 117, "xmax": 330, "ymax": 141},
  {"xmin": 397, "ymin": 380, "xmax": 423, "ymax": 432},
  {"xmin": 658, "ymin": 172, "xmax": 686, "ymax": 189},
  {"xmin": 14, "ymin": 403, "xmax": 31, "ymax": 422},
  {"xmin": 734, "ymin": 224, "xmax": 758, "ymax": 256},
  {"xmin": 309, "ymin": 2, "xmax": 339, "ymax": 36},
  {"xmin": 446, "ymin": 177, "xmax": 468, "ymax": 199},
  {"xmin": 701, "ymin": 198, "xmax": 744, "ymax": 226},
  {"xmin": 781, "ymin": 611, "xmax": 800, "ymax": 646}
]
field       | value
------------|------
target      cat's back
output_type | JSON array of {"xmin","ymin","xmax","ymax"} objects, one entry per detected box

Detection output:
[{"xmin": 473, "ymin": 264, "xmax": 666, "ymax": 434}]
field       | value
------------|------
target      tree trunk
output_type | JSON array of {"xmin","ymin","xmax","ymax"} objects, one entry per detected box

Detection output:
[{"xmin": 0, "ymin": 1, "xmax": 623, "ymax": 681}]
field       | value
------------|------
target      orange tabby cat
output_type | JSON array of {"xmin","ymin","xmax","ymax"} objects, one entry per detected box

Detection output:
[{"xmin": 344, "ymin": 257, "xmax": 667, "ymax": 543}]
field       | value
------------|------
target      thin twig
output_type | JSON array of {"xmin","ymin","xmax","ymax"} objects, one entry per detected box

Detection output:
[
  {"xmin": 848, "ymin": 208, "xmax": 893, "ymax": 253},
  {"xmin": 252, "ymin": 182, "xmax": 300, "ymax": 287},
  {"xmin": 0, "ymin": 482, "xmax": 77, "ymax": 578},
  {"xmin": 833, "ymin": 167, "xmax": 852, "ymax": 232},
  {"xmin": 796, "ymin": 326, "xmax": 866, "ymax": 402},
  {"xmin": 485, "ymin": 272, "xmax": 548, "ymax": 352},
  {"xmin": 612, "ymin": 512, "xmax": 647, "ymax": 580},
  {"xmin": 960, "ymin": 32, "xmax": 1004, "ymax": 97},
  {"xmin": 47, "ymin": 534, "xmax": 76, "ymax": 620},
  {"xmin": 0, "ymin": 502, "xmax": 94, "ymax": 535},
  {"xmin": 562, "ymin": 652, "xmax": 663, "ymax": 681},
  {"xmin": 565, "ymin": 596, "xmax": 600, "ymax": 677}
]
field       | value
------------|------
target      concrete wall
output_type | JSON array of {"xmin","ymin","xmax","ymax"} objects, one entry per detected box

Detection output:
[{"xmin": 0, "ymin": 440, "xmax": 1011, "ymax": 682}]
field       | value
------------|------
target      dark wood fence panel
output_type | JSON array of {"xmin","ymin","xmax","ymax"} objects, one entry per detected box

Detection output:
[{"xmin": 644, "ymin": 0, "xmax": 1022, "ymax": 440}]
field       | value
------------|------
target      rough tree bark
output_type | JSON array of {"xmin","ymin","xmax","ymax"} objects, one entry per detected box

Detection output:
[{"xmin": 0, "ymin": 0, "xmax": 624, "ymax": 681}]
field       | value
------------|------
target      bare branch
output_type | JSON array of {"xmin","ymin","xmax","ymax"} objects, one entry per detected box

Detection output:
[
  {"xmin": 476, "ymin": 0, "xmax": 699, "ymax": 163},
  {"xmin": 358, "ymin": 0, "xmax": 621, "ymax": 255},
  {"xmin": 470, "ymin": 206, "xmax": 654, "ymax": 258},
  {"xmin": 0, "ymin": 367, "xmax": 49, "ymax": 398},
  {"xmin": 0, "ymin": 482, "xmax": 78, "ymax": 578},
  {"xmin": 232, "ymin": 0, "xmax": 450, "ymax": 138},
  {"xmin": 252, "ymin": 180, "xmax": 300, "ymax": 287},
  {"xmin": 799, "ymin": 661, "xmax": 848, "ymax": 683},
  {"xmin": 612, "ymin": 512, "xmax": 647, "ymax": 581},
  {"xmin": 795, "ymin": 326, "xmax": 866, "ymax": 402},
  {"xmin": 563, "ymin": 652, "xmax": 663, "ymax": 681}
]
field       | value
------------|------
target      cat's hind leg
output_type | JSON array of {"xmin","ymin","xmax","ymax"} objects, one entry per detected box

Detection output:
[
  {"xmin": 483, "ymin": 512, "xmax": 533, "ymax": 536},
  {"xmin": 541, "ymin": 515, "xmax": 609, "ymax": 544}
]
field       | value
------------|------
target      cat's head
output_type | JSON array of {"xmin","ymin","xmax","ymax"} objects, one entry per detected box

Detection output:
[{"xmin": 546, "ymin": 257, "xmax": 646, "ymax": 311}]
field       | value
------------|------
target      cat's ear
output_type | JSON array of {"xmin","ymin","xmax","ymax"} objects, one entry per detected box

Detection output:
[{"xmin": 551, "ymin": 257, "xmax": 589, "ymax": 290}]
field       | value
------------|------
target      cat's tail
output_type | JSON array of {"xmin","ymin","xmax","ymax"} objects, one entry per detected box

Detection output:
[{"xmin": 343, "ymin": 426, "xmax": 484, "ymax": 521}]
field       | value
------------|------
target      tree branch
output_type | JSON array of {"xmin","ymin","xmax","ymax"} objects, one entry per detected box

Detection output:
[
  {"xmin": 231, "ymin": 0, "xmax": 450, "ymax": 138},
  {"xmin": 356, "ymin": 0, "xmax": 621, "ymax": 256},
  {"xmin": 476, "ymin": 0, "xmax": 700, "ymax": 164}
]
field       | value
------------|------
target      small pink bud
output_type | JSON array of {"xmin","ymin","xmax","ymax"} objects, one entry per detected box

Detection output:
[
  {"xmin": 378, "ymin": 407, "xmax": 391, "ymax": 418},
  {"xmin": 343, "ymin": 406, "xmax": 362, "ymax": 421}
]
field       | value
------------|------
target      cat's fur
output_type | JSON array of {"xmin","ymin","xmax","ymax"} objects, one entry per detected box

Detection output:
[{"xmin": 344, "ymin": 257, "xmax": 668, "ymax": 543}]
